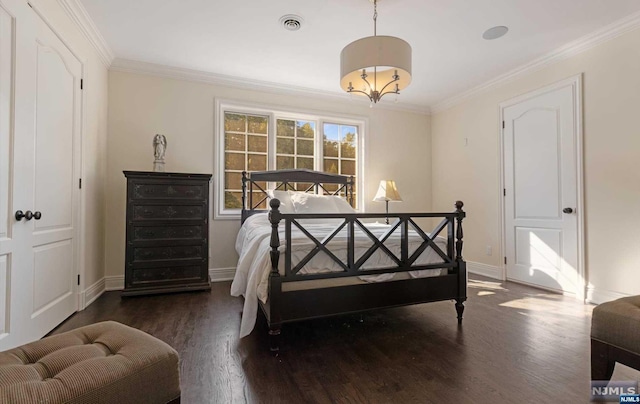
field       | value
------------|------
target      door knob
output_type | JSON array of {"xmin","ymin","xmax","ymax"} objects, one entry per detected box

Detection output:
[
  {"xmin": 562, "ymin": 207, "xmax": 574, "ymax": 214},
  {"xmin": 33, "ymin": 211, "xmax": 42, "ymax": 220},
  {"xmin": 15, "ymin": 210, "xmax": 34, "ymax": 221}
]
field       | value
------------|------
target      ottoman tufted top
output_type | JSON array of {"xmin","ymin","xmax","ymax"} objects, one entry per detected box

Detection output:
[
  {"xmin": 0, "ymin": 321, "xmax": 180, "ymax": 404},
  {"xmin": 592, "ymin": 295, "xmax": 640, "ymax": 355}
]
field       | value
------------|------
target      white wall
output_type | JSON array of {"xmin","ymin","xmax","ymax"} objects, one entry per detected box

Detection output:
[
  {"xmin": 105, "ymin": 71, "xmax": 431, "ymax": 280},
  {"xmin": 30, "ymin": 0, "xmax": 109, "ymax": 304},
  {"xmin": 431, "ymin": 27, "xmax": 640, "ymax": 302}
]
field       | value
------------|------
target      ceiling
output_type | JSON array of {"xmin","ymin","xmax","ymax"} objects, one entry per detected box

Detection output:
[{"xmin": 80, "ymin": 0, "xmax": 640, "ymax": 110}]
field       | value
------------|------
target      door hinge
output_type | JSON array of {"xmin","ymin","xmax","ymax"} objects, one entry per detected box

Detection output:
[
  {"xmin": 503, "ymin": 188, "xmax": 506, "ymax": 196},
  {"xmin": 502, "ymin": 120, "xmax": 505, "ymax": 129},
  {"xmin": 79, "ymin": 178, "xmax": 82, "ymax": 189},
  {"xmin": 80, "ymin": 79, "xmax": 83, "ymax": 90},
  {"xmin": 504, "ymin": 257, "xmax": 507, "ymax": 265},
  {"xmin": 77, "ymin": 274, "xmax": 80, "ymax": 285}
]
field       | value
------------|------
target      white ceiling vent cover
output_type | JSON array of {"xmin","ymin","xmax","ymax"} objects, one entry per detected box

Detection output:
[{"xmin": 280, "ymin": 15, "xmax": 303, "ymax": 31}]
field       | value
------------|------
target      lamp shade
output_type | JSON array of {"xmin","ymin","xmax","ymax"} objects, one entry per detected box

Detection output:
[
  {"xmin": 340, "ymin": 35, "xmax": 412, "ymax": 95},
  {"xmin": 373, "ymin": 180, "xmax": 402, "ymax": 202}
]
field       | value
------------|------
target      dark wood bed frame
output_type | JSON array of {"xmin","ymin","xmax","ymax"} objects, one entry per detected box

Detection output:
[{"xmin": 241, "ymin": 169, "xmax": 467, "ymax": 351}]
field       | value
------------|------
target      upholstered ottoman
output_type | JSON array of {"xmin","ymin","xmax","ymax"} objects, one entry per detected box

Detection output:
[
  {"xmin": 591, "ymin": 296, "xmax": 640, "ymax": 380},
  {"xmin": 0, "ymin": 321, "xmax": 180, "ymax": 403}
]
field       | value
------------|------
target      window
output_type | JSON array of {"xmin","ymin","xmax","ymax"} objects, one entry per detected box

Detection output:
[
  {"xmin": 223, "ymin": 113, "xmax": 268, "ymax": 210},
  {"xmin": 276, "ymin": 119, "xmax": 316, "ymax": 170},
  {"xmin": 322, "ymin": 123, "xmax": 358, "ymax": 206},
  {"xmin": 216, "ymin": 100, "xmax": 365, "ymax": 218}
]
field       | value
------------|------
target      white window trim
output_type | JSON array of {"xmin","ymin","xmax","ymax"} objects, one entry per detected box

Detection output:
[{"xmin": 214, "ymin": 98, "xmax": 366, "ymax": 220}]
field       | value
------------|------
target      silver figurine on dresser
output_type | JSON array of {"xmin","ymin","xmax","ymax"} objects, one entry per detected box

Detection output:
[{"xmin": 153, "ymin": 134, "xmax": 167, "ymax": 172}]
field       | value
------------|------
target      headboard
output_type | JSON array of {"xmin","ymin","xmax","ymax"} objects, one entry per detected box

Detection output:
[{"xmin": 241, "ymin": 169, "xmax": 354, "ymax": 223}]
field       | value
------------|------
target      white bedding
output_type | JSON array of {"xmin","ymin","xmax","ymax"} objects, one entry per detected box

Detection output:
[{"xmin": 230, "ymin": 213, "xmax": 448, "ymax": 337}]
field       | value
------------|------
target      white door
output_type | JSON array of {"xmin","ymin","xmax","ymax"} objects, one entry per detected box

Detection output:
[
  {"xmin": 0, "ymin": 0, "xmax": 81, "ymax": 350},
  {"xmin": 502, "ymin": 77, "xmax": 582, "ymax": 296}
]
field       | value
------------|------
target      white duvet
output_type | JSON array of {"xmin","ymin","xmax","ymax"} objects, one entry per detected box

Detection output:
[{"xmin": 230, "ymin": 213, "xmax": 448, "ymax": 337}]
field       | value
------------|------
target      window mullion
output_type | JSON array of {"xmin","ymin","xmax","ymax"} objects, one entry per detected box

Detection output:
[
  {"xmin": 269, "ymin": 113, "xmax": 276, "ymax": 171},
  {"xmin": 316, "ymin": 120, "xmax": 323, "ymax": 171}
]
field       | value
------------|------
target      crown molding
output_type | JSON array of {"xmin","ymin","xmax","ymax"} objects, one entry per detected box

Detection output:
[
  {"xmin": 57, "ymin": 0, "xmax": 114, "ymax": 67},
  {"xmin": 110, "ymin": 58, "xmax": 431, "ymax": 115},
  {"xmin": 431, "ymin": 10, "xmax": 640, "ymax": 114}
]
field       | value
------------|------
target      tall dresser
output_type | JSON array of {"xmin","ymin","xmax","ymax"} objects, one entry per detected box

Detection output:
[{"xmin": 122, "ymin": 171, "xmax": 212, "ymax": 296}]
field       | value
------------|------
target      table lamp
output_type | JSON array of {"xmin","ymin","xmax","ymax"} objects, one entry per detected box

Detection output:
[{"xmin": 373, "ymin": 180, "xmax": 402, "ymax": 224}]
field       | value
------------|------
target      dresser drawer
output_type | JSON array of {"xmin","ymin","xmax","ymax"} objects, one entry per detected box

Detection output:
[
  {"xmin": 129, "ymin": 265, "xmax": 205, "ymax": 287},
  {"xmin": 133, "ymin": 245, "xmax": 204, "ymax": 262},
  {"xmin": 131, "ymin": 182, "xmax": 206, "ymax": 201},
  {"xmin": 132, "ymin": 204, "xmax": 205, "ymax": 221},
  {"xmin": 132, "ymin": 225, "xmax": 204, "ymax": 241}
]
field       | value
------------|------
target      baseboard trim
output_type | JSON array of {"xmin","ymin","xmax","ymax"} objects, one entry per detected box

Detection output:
[
  {"xmin": 82, "ymin": 278, "xmax": 106, "ymax": 309},
  {"xmin": 209, "ymin": 267, "xmax": 235, "ymax": 282},
  {"xmin": 467, "ymin": 261, "xmax": 503, "ymax": 280},
  {"xmin": 105, "ymin": 275, "xmax": 124, "ymax": 291},
  {"xmin": 587, "ymin": 285, "xmax": 630, "ymax": 305}
]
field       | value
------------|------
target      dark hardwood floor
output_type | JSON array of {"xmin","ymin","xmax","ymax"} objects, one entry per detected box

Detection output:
[{"xmin": 51, "ymin": 277, "xmax": 637, "ymax": 403}]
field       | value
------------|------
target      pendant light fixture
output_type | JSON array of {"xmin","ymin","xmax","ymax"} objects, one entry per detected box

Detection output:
[{"xmin": 340, "ymin": 0, "xmax": 412, "ymax": 104}]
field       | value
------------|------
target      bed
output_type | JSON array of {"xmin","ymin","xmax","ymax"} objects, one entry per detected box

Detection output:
[{"xmin": 230, "ymin": 169, "xmax": 467, "ymax": 351}]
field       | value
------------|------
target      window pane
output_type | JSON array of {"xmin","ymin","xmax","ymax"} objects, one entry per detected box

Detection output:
[
  {"xmin": 341, "ymin": 125, "xmax": 357, "ymax": 139},
  {"xmin": 248, "ymin": 135, "xmax": 267, "ymax": 152},
  {"xmin": 297, "ymin": 157, "xmax": 314, "ymax": 170},
  {"xmin": 324, "ymin": 123, "xmax": 339, "ymax": 141},
  {"xmin": 225, "ymin": 191, "xmax": 243, "ymax": 209},
  {"xmin": 248, "ymin": 154, "xmax": 267, "ymax": 171},
  {"xmin": 297, "ymin": 139, "xmax": 314, "ymax": 156},
  {"xmin": 341, "ymin": 131, "xmax": 357, "ymax": 158},
  {"xmin": 225, "ymin": 133, "xmax": 245, "ymax": 151},
  {"xmin": 324, "ymin": 184, "xmax": 339, "ymax": 192},
  {"xmin": 297, "ymin": 121, "xmax": 315, "ymax": 139},
  {"xmin": 250, "ymin": 181, "xmax": 267, "ymax": 190},
  {"xmin": 277, "ymin": 138, "xmax": 295, "ymax": 154},
  {"xmin": 277, "ymin": 119, "xmax": 295, "ymax": 137},
  {"xmin": 295, "ymin": 182, "xmax": 313, "ymax": 191},
  {"xmin": 251, "ymin": 191, "xmax": 269, "ymax": 209},
  {"xmin": 225, "ymin": 113, "xmax": 246, "ymax": 132},
  {"xmin": 323, "ymin": 158, "xmax": 339, "ymax": 174},
  {"xmin": 225, "ymin": 153, "xmax": 245, "ymax": 170},
  {"xmin": 277, "ymin": 156, "xmax": 294, "ymax": 169},
  {"xmin": 225, "ymin": 172, "xmax": 243, "ymax": 190},
  {"xmin": 341, "ymin": 160, "xmax": 355, "ymax": 175},
  {"xmin": 248, "ymin": 116, "xmax": 268, "ymax": 134},
  {"xmin": 323, "ymin": 139, "xmax": 339, "ymax": 157}
]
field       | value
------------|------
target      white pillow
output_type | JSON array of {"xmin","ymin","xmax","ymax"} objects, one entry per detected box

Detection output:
[
  {"xmin": 329, "ymin": 195, "xmax": 356, "ymax": 214},
  {"xmin": 266, "ymin": 189, "xmax": 294, "ymax": 213},
  {"xmin": 289, "ymin": 192, "xmax": 354, "ymax": 226},
  {"xmin": 290, "ymin": 192, "xmax": 340, "ymax": 214}
]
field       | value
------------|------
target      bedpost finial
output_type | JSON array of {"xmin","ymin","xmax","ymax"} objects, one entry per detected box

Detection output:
[
  {"xmin": 455, "ymin": 200, "xmax": 464, "ymax": 211},
  {"xmin": 270, "ymin": 198, "xmax": 281, "ymax": 211}
]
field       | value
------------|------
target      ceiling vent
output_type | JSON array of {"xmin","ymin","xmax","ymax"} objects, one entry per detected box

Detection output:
[{"xmin": 280, "ymin": 15, "xmax": 303, "ymax": 31}]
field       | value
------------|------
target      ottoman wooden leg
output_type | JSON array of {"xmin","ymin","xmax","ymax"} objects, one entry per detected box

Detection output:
[{"xmin": 591, "ymin": 339, "xmax": 615, "ymax": 381}]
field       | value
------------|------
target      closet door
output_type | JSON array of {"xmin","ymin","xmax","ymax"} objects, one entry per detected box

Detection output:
[
  {"xmin": 28, "ymin": 8, "xmax": 82, "ymax": 340},
  {"xmin": 0, "ymin": 1, "xmax": 14, "ymax": 347},
  {"xmin": 0, "ymin": 0, "xmax": 81, "ymax": 350}
]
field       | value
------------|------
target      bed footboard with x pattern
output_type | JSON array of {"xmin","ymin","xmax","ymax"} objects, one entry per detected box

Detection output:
[{"xmin": 241, "ymin": 169, "xmax": 467, "ymax": 351}]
